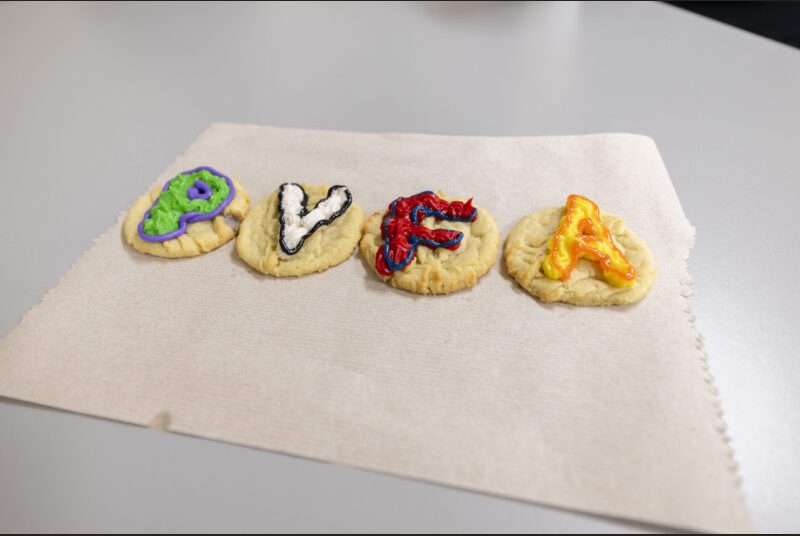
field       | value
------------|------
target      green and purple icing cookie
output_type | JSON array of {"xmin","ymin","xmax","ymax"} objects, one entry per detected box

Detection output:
[{"xmin": 138, "ymin": 166, "xmax": 235, "ymax": 242}]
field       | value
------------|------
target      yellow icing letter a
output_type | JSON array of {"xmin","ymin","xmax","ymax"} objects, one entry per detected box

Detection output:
[{"xmin": 541, "ymin": 195, "xmax": 636, "ymax": 288}]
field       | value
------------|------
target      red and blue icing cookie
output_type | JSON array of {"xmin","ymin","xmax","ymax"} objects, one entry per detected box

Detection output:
[
  {"xmin": 361, "ymin": 190, "xmax": 499, "ymax": 295},
  {"xmin": 375, "ymin": 191, "xmax": 477, "ymax": 275}
]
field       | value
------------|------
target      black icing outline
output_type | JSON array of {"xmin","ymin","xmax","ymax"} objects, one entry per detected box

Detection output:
[{"xmin": 278, "ymin": 183, "xmax": 353, "ymax": 256}]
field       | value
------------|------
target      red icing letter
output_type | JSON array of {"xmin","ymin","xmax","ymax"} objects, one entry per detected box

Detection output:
[{"xmin": 375, "ymin": 191, "xmax": 477, "ymax": 275}]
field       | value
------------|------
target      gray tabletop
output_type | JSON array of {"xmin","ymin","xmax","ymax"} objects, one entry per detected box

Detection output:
[{"xmin": 1, "ymin": 1, "xmax": 797, "ymax": 533}]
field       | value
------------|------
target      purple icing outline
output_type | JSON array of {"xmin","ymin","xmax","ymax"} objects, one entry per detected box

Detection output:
[
  {"xmin": 137, "ymin": 166, "xmax": 236, "ymax": 242},
  {"xmin": 187, "ymin": 179, "xmax": 212, "ymax": 200}
]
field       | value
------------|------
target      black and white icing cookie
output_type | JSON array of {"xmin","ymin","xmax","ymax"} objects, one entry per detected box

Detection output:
[
  {"xmin": 236, "ymin": 183, "xmax": 365, "ymax": 277},
  {"xmin": 278, "ymin": 183, "xmax": 353, "ymax": 256}
]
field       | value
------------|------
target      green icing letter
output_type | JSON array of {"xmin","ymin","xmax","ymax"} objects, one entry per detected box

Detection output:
[{"xmin": 141, "ymin": 169, "xmax": 231, "ymax": 237}]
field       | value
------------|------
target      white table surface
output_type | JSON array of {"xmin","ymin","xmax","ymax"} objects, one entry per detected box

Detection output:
[{"xmin": 1, "ymin": 1, "xmax": 797, "ymax": 533}]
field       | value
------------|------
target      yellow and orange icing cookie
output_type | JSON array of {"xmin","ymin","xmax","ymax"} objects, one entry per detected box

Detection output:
[
  {"xmin": 542, "ymin": 195, "xmax": 636, "ymax": 288},
  {"xmin": 504, "ymin": 195, "xmax": 656, "ymax": 305}
]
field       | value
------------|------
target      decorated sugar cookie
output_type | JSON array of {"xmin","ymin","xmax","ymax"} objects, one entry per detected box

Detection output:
[
  {"xmin": 236, "ymin": 183, "xmax": 364, "ymax": 276},
  {"xmin": 360, "ymin": 191, "xmax": 499, "ymax": 295},
  {"xmin": 123, "ymin": 166, "xmax": 250, "ymax": 258},
  {"xmin": 504, "ymin": 194, "xmax": 656, "ymax": 305}
]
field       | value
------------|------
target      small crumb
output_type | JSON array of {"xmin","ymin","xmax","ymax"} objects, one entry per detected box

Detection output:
[{"xmin": 147, "ymin": 410, "xmax": 172, "ymax": 431}]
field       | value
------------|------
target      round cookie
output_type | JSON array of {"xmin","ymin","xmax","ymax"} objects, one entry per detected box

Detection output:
[
  {"xmin": 236, "ymin": 183, "xmax": 364, "ymax": 277},
  {"xmin": 123, "ymin": 168, "xmax": 250, "ymax": 258},
  {"xmin": 504, "ymin": 206, "xmax": 656, "ymax": 305},
  {"xmin": 360, "ymin": 191, "xmax": 500, "ymax": 295}
]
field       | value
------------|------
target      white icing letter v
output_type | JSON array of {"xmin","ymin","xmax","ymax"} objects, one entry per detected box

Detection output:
[{"xmin": 278, "ymin": 183, "xmax": 352, "ymax": 256}]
